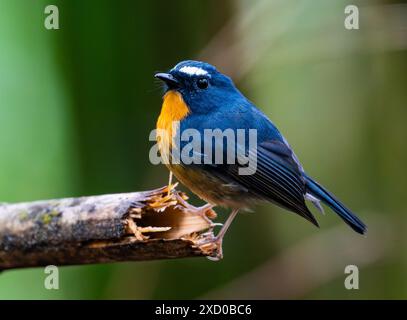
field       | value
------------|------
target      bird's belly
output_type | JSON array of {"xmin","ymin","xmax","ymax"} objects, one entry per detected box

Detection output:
[{"xmin": 167, "ymin": 164, "xmax": 254, "ymax": 209}]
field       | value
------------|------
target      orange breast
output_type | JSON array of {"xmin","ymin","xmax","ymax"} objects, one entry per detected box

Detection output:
[{"xmin": 156, "ymin": 91, "xmax": 190, "ymax": 162}]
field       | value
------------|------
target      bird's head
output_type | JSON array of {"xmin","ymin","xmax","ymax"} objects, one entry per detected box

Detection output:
[{"xmin": 155, "ymin": 60, "xmax": 241, "ymax": 114}]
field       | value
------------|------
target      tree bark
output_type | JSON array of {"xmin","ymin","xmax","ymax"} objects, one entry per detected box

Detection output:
[{"xmin": 0, "ymin": 185, "xmax": 218, "ymax": 270}]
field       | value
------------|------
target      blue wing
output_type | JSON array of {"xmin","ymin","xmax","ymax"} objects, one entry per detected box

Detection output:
[{"xmin": 209, "ymin": 139, "xmax": 319, "ymax": 227}]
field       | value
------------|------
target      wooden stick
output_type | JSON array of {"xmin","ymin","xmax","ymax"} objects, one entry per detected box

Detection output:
[{"xmin": 0, "ymin": 185, "xmax": 218, "ymax": 270}]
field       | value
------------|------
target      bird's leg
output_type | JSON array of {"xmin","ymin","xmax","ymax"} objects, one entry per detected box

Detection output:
[
  {"xmin": 167, "ymin": 171, "xmax": 173, "ymax": 196},
  {"xmin": 215, "ymin": 208, "xmax": 239, "ymax": 243},
  {"xmin": 204, "ymin": 208, "xmax": 239, "ymax": 261}
]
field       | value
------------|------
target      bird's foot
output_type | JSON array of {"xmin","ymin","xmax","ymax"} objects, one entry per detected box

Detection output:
[
  {"xmin": 196, "ymin": 234, "xmax": 224, "ymax": 261},
  {"xmin": 196, "ymin": 208, "xmax": 239, "ymax": 261},
  {"xmin": 175, "ymin": 193, "xmax": 216, "ymax": 224},
  {"xmin": 206, "ymin": 237, "xmax": 223, "ymax": 261}
]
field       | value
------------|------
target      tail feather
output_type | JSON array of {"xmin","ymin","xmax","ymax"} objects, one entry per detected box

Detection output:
[{"xmin": 304, "ymin": 175, "xmax": 367, "ymax": 234}]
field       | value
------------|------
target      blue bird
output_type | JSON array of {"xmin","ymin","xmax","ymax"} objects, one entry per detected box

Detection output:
[{"xmin": 155, "ymin": 60, "xmax": 366, "ymax": 260}]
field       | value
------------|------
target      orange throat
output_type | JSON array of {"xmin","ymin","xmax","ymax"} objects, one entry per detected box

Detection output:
[{"xmin": 156, "ymin": 91, "xmax": 190, "ymax": 161}]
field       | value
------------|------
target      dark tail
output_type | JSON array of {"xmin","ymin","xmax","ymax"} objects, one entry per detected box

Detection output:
[{"xmin": 305, "ymin": 175, "xmax": 367, "ymax": 234}]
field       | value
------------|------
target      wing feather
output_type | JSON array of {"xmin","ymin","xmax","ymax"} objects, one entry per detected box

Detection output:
[{"xmin": 209, "ymin": 141, "xmax": 319, "ymax": 226}]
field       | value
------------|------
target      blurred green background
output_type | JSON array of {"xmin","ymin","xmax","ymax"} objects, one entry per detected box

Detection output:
[{"xmin": 0, "ymin": 0, "xmax": 406, "ymax": 299}]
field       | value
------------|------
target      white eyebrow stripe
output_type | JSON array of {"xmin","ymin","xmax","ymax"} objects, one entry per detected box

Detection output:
[{"xmin": 179, "ymin": 66, "xmax": 208, "ymax": 76}]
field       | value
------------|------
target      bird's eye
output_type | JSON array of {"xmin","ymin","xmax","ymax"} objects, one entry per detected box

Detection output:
[{"xmin": 197, "ymin": 77, "xmax": 209, "ymax": 89}]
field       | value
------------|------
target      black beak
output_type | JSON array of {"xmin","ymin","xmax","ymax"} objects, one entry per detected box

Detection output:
[{"xmin": 154, "ymin": 72, "xmax": 180, "ymax": 89}]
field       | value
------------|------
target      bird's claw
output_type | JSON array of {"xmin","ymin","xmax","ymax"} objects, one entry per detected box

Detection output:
[
  {"xmin": 197, "ymin": 235, "xmax": 224, "ymax": 261},
  {"xmin": 206, "ymin": 238, "xmax": 223, "ymax": 261},
  {"xmin": 174, "ymin": 193, "xmax": 215, "ymax": 223}
]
